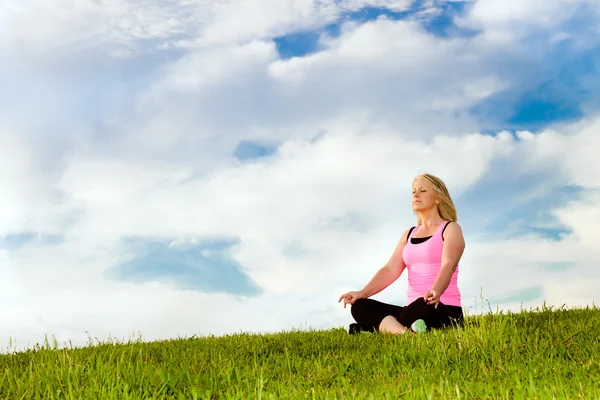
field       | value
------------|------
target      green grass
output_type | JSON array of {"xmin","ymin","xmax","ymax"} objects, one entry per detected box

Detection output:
[{"xmin": 1, "ymin": 304, "xmax": 600, "ymax": 399}]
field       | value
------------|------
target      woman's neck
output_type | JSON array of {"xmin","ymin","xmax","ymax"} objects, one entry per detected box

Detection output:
[{"xmin": 418, "ymin": 209, "xmax": 443, "ymax": 228}]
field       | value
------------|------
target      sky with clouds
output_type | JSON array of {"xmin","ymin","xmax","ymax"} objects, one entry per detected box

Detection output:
[{"xmin": 2, "ymin": 0, "xmax": 600, "ymax": 351}]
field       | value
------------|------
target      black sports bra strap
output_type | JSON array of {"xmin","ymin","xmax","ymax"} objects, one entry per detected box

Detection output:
[
  {"xmin": 441, "ymin": 221, "xmax": 452, "ymax": 240},
  {"xmin": 406, "ymin": 226, "xmax": 416, "ymax": 241}
]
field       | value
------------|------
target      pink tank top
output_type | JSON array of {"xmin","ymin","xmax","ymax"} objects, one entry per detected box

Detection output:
[{"xmin": 402, "ymin": 221, "xmax": 461, "ymax": 307}]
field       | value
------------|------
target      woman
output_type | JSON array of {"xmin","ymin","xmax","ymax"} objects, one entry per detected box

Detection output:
[{"xmin": 338, "ymin": 173, "xmax": 465, "ymax": 334}]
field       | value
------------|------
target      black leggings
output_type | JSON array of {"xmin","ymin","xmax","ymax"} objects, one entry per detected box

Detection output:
[{"xmin": 350, "ymin": 297, "xmax": 464, "ymax": 332}]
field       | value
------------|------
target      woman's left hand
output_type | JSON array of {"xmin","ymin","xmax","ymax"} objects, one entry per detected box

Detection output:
[{"xmin": 424, "ymin": 288, "xmax": 441, "ymax": 308}]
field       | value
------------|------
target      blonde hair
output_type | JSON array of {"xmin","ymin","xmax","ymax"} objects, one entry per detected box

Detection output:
[{"xmin": 413, "ymin": 173, "xmax": 457, "ymax": 225}]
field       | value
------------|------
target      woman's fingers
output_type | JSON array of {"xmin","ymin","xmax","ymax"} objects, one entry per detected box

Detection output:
[
  {"xmin": 339, "ymin": 293, "xmax": 350, "ymax": 307},
  {"xmin": 339, "ymin": 291, "xmax": 361, "ymax": 308}
]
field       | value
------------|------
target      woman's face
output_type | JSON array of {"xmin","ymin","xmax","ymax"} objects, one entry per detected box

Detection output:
[{"xmin": 412, "ymin": 178, "xmax": 438, "ymax": 212}]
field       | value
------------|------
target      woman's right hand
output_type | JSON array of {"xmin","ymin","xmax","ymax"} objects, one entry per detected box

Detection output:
[{"xmin": 338, "ymin": 290, "xmax": 365, "ymax": 308}]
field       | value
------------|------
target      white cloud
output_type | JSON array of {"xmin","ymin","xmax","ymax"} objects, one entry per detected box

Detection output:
[
  {"xmin": 0, "ymin": 0, "xmax": 414, "ymax": 59},
  {"xmin": 0, "ymin": 127, "xmax": 64, "ymax": 233},
  {"xmin": 462, "ymin": 0, "xmax": 591, "ymax": 29},
  {"xmin": 0, "ymin": 0, "xmax": 210, "ymax": 55},
  {"xmin": 200, "ymin": 0, "xmax": 336, "ymax": 45},
  {"xmin": 0, "ymin": 129, "xmax": 33, "ymax": 230},
  {"xmin": 456, "ymin": 0, "xmax": 600, "ymax": 44},
  {"xmin": 560, "ymin": 119, "xmax": 600, "ymax": 188}
]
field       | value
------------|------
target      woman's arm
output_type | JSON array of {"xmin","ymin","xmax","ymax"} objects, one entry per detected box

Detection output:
[
  {"xmin": 430, "ymin": 222, "xmax": 465, "ymax": 295},
  {"xmin": 360, "ymin": 228, "xmax": 410, "ymax": 298}
]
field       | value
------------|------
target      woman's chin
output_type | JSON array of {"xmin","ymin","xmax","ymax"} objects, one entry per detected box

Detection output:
[{"xmin": 412, "ymin": 204, "xmax": 431, "ymax": 212}]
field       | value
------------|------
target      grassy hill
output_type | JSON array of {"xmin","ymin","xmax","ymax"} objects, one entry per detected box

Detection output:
[{"xmin": 1, "ymin": 305, "xmax": 599, "ymax": 399}]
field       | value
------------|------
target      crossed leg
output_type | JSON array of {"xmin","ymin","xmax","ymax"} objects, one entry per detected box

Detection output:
[{"xmin": 351, "ymin": 297, "xmax": 463, "ymax": 334}]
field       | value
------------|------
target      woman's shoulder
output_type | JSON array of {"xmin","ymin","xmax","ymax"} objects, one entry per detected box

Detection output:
[
  {"xmin": 442, "ymin": 221, "xmax": 463, "ymax": 240},
  {"xmin": 444, "ymin": 220, "xmax": 462, "ymax": 229}
]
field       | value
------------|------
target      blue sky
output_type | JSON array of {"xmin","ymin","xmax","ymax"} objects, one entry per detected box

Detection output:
[
  {"xmin": 107, "ymin": 237, "xmax": 262, "ymax": 296},
  {"xmin": 234, "ymin": 140, "xmax": 277, "ymax": 161},
  {"xmin": 2, "ymin": 0, "xmax": 600, "ymax": 350},
  {"xmin": 0, "ymin": 233, "xmax": 64, "ymax": 250}
]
